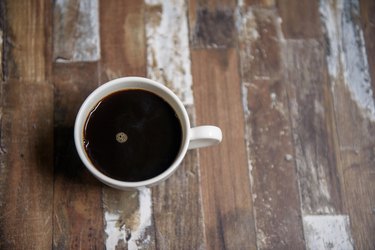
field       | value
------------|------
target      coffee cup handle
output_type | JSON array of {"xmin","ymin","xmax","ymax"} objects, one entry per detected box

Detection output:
[{"xmin": 188, "ymin": 126, "xmax": 222, "ymax": 149}]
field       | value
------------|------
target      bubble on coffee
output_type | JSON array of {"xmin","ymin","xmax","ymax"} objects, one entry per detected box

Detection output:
[{"xmin": 116, "ymin": 132, "xmax": 128, "ymax": 143}]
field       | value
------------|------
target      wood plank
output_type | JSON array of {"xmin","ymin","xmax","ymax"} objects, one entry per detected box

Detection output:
[
  {"xmin": 151, "ymin": 109, "xmax": 205, "ymax": 250},
  {"xmin": 53, "ymin": 0, "xmax": 100, "ymax": 62},
  {"xmin": 100, "ymin": 0, "xmax": 145, "ymax": 81},
  {"xmin": 189, "ymin": 0, "xmax": 236, "ymax": 48},
  {"xmin": 359, "ymin": 0, "xmax": 375, "ymax": 92},
  {"xmin": 99, "ymin": 1, "xmax": 156, "ymax": 249},
  {"xmin": 0, "ymin": 81, "xmax": 54, "ymax": 249},
  {"xmin": 276, "ymin": 0, "xmax": 321, "ymax": 39},
  {"xmin": 145, "ymin": 1, "xmax": 205, "ymax": 248},
  {"xmin": 3, "ymin": 0, "xmax": 52, "ymax": 81},
  {"xmin": 145, "ymin": 0, "xmax": 193, "ymax": 105},
  {"xmin": 282, "ymin": 40, "xmax": 344, "ymax": 214},
  {"xmin": 52, "ymin": 62, "xmax": 104, "ymax": 249},
  {"xmin": 303, "ymin": 215, "xmax": 354, "ymax": 250},
  {"xmin": 320, "ymin": 0, "xmax": 375, "ymax": 249},
  {"xmin": 237, "ymin": 7, "xmax": 305, "ymax": 249},
  {"xmin": 192, "ymin": 49, "xmax": 256, "ymax": 250},
  {"xmin": 243, "ymin": 0, "xmax": 275, "ymax": 7}
]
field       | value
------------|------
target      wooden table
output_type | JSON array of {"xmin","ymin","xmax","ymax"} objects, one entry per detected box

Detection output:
[{"xmin": 1, "ymin": 0, "xmax": 374, "ymax": 249}]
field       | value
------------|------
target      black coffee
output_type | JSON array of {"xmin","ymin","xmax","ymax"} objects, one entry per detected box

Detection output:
[{"xmin": 83, "ymin": 89, "xmax": 183, "ymax": 182}]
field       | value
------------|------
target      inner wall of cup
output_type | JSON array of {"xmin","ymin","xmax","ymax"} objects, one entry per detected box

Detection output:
[{"xmin": 78, "ymin": 79, "xmax": 190, "ymax": 175}]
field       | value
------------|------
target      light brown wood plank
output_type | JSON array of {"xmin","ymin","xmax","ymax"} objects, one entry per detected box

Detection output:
[
  {"xmin": 100, "ymin": 0, "xmax": 145, "ymax": 82},
  {"xmin": 238, "ymin": 7, "xmax": 305, "ymax": 249},
  {"xmin": 52, "ymin": 63, "xmax": 104, "ymax": 249},
  {"xmin": 359, "ymin": 0, "xmax": 375, "ymax": 92},
  {"xmin": 276, "ymin": 0, "xmax": 321, "ymax": 39},
  {"xmin": 99, "ymin": 1, "xmax": 156, "ymax": 249},
  {"xmin": 282, "ymin": 40, "xmax": 345, "ymax": 214},
  {"xmin": 3, "ymin": 0, "xmax": 51, "ymax": 81},
  {"xmin": 192, "ymin": 49, "xmax": 256, "ymax": 250},
  {"xmin": 0, "ymin": 81, "xmax": 54, "ymax": 249},
  {"xmin": 189, "ymin": 0, "xmax": 236, "ymax": 48},
  {"xmin": 53, "ymin": 0, "xmax": 100, "ymax": 62}
]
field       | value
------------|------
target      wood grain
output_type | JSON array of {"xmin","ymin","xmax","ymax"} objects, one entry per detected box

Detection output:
[
  {"xmin": 52, "ymin": 62, "xmax": 104, "ymax": 249},
  {"xmin": 282, "ymin": 40, "xmax": 344, "ymax": 214},
  {"xmin": 0, "ymin": 81, "xmax": 54, "ymax": 249},
  {"xmin": 2, "ymin": 0, "xmax": 52, "ymax": 81},
  {"xmin": 359, "ymin": 0, "xmax": 375, "ymax": 92},
  {"xmin": 189, "ymin": 0, "xmax": 236, "ymax": 48},
  {"xmin": 152, "ymin": 109, "xmax": 205, "ymax": 250},
  {"xmin": 99, "ymin": 0, "xmax": 145, "ymax": 81},
  {"xmin": 192, "ymin": 49, "xmax": 256, "ymax": 250},
  {"xmin": 53, "ymin": 0, "xmax": 100, "ymax": 62},
  {"xmin": 276, "ymin": 0, "xmax": 321, "ymax": 39},
  {"xmin": 238, "ymin": 7, "xmax": 305, "ymax": 249}
]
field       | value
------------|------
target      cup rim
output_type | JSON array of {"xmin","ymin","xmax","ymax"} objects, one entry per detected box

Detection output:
[{"xmin": 74, "ymin": 76, "xmax": 191, "ymax": 189}]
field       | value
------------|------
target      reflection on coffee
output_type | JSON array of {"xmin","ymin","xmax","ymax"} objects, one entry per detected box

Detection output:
[{"xmin": 83, "ymin": 89, "xmax": 182, "ymax": 182}]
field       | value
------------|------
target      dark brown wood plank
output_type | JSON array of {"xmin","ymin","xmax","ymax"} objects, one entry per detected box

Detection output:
[
  {"xmin": 189, "ymin": 0, "xmax": 236, "ymax": 48},
  {"xmin": 99, "ymin": 1, "xmax": 156, "ymax": 249},
  {"xmin": 0, "ymin": 81, "xmax": 54, "ymax": 249},
  {"xmin": 238, "ymin": 7, "xmax": 305, "ymax": 249},
  {"xmin": 3, "ymin": 0, "xmax": 52, "ymax": 81},
  {"xmin": 359, "ymin": 0, "xmax": 375, "ymax": 92},
  {"xmin": 276, "ymin": 0, "xmax": 321, "ymax": 39},
  {"xmin": 0, "ymin": 0, "xmax": 53, "ymax": 248},
  {"xmin": 100, "ymin": 0, "xmax": 145, "ymax": 81},
  {"xmin": 192, "ymin": 49, "xmax": 256, "ymax": 250},
  {"xmin": 52, "ymin": 62, "xmax": 104, "ymax": 249}
]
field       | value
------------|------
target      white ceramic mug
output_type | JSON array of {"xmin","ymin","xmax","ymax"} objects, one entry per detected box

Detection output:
[{"xmin": 74, "ymin": 77, "xmax": 222, "ymax": 189}]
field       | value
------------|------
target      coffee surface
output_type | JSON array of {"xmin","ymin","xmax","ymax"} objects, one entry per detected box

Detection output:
[{"xmin": 84, "ymin": 89, "xmax": 182, "ymax": 182}]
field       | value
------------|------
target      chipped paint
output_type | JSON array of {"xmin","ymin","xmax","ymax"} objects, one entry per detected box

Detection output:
[
  {"xmin": 54, "ymin": 0, "xmax": 100, "ymax": 62},
  {"xmin": 104, "ymin": 188, "xmax": 152, "ymax": 250},
  {"xmin": 303, "ymin": 215, "xmax": 354, "ymax": 250},
  {"xmin": 145, "ymin": 0, "xmax": 193, "ymax": 105},
  {"xmin": 320, "ymin": 0, "xmax": 375, "ymax": 120}
]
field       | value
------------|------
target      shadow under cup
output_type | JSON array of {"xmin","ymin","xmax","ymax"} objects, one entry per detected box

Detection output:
[{"xmin": 74, "ymin": 77, "xmax": 191, "ymax": 189}]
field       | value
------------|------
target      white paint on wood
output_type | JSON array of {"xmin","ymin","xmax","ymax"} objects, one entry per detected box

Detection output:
[
  {"xmin": 145, "ymin": 0, "xmax": 193, "ymax": 105},
  {"xmin": 104, "ymin": 188, "xmax": 152, "ymax": 250},
  {"xmin": 303, "ymin": 215, "xmax": 354, "ymax": 250},
  {"xmin": 54, "ymin": 0, "xmax": 100, "ymax": 62},
  {"xmin": 320, "ymin": 0, "xmax": 375, "ymax": 121}
]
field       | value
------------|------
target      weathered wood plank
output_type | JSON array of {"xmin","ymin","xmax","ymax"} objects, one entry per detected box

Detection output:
[
  {"xmin": 243, "ymin": 0, "xmax": 275, "ymax": 7},
  {"xmin": 52, "ymin": 63, "xmax": 104, "ymax": 249},
  {"xmin": 282, "ymin": 40, "xmax": 344, "ymax": 214},
  {"xmin": 53, "ymin": 0, "xmax": 100, "ymax": 62},
  {"xmin": 320, "ymin": 0, "xmax": 375, "ymax": 249},
  {"xmin": 192, "ymin": 49, "xmax": 256, "ymax": 250},
  {"xmin": 145, "ymin": 0, "xmax": 205, "ymax": 248},
  {"xmin": 0, "ymin": 81, "xmax": 54, "ymax": 249},
  {"xmin": 276, "ymin": 0, "xmax": 321, "ymax": 39},
  {"xmin": 189, "ymin": 0, "xmax": 236, "ymax": 49},
  {"xmin": 2, "ymin": 0, "xmax": 51, "ymax": 81},
  {"xmin": 99, "ymin": 0, "xmax": 145, "ymax": 81},
  {"xmin": 237, "ymin": 7, "xmax": 305, "ymax": 249},
  {"xmin": 359, "ymin": 0, "xmax": 375, "ymax": 92},
  {"xmin": 99, "ymin": 1, "xmax": 156, "ymax": 249},
  {"xmin": 303, "ymin": 215, "xmax": 354, "ymax": 250},
  {"xmin": 145, "ymin": 0, "xmax": 193, "ymax": 105}
]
